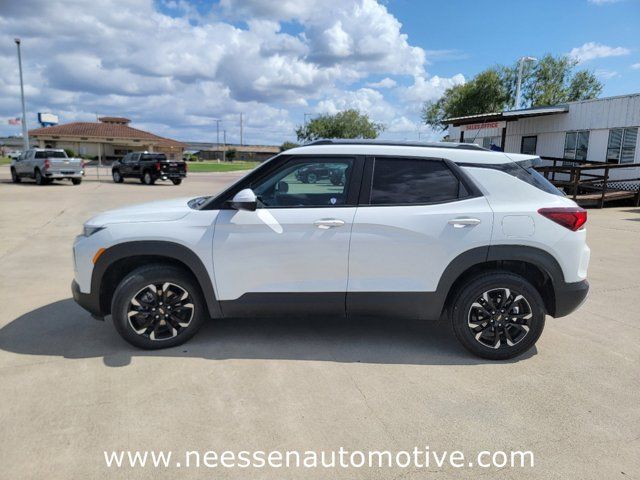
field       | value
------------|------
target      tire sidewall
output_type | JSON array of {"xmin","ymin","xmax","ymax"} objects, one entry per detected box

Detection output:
[
  {"xmin": 112, "ymin": 170, "xmax": 122, "ymax": 183},
  {"xmin": 143, "ymin": 172, "xmax": 154, "ymax": 185},
  {"xmin": 11, "ymin": 168, "xmax": 20, "ymax": 183},
  {"xmin": 451, "ymin": 273, "xmax": 546, "ymax": 360},
  {"xmin": 35, "ymin": 169, "xmax": 44, "ymax": 185},
  {"xmin": 111, "ymin": 266, "xmax": 206, "ymax": 349}
]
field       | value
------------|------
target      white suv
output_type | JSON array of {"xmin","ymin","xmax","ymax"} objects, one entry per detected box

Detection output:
[{"xmin": 72, "ymin": 140, "xmax": 590, "ymax": 360}]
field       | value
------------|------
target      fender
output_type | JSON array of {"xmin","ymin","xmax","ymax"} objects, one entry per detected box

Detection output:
[{"xmin": 92, "ymin": 241, "xmax": 222, "ymax": 318}]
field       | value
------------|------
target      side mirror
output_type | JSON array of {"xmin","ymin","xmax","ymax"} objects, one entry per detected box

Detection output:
[{"xmin": 230, "ymin": 188, "xmax": 258, "ymax": 211}]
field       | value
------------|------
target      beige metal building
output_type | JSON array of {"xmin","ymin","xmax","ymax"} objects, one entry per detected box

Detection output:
[{"xmin": 28, "ymin": 117, "xmax": 185, "ymax": 161}]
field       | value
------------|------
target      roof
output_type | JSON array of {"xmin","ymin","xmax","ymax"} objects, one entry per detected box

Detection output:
[
  {"xmin": 445, "ymin": 105, "xmax": 569, "ymax": 126},
  {"xmin": 306, "ymin": 139, "xmax": 487, "ymax": 150},
  {"xmin": 285, "ymin": 143, "xmax": 515, "ymax": 164},
  {"xmin": 28, "ymin": 122, "xmax": 185, "ymax": 148}
]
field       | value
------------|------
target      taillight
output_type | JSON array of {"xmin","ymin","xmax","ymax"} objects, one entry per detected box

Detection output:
[
  {"xmin": 538, "ymin": 207, "xmax": 587, "ymax": 231},
  {"xmin": 155, "ymin": 162, "xmax": 161, "ymax": 171},
  {"xmin": 44, "ymin": 159, "xmax": 51, "ymax": 169}
]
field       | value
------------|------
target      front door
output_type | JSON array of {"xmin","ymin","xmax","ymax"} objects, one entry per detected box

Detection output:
[{"xmin": 212, "ymin": 157, "xmax": 360, "ymax": 317}]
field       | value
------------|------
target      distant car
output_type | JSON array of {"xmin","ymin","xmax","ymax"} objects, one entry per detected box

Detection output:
[
  {"xmin": 111, "ymin": 152, "xmax": 187, "ymax": 185},
  {"xmin": 295, "ymin": 163, "xmax": 346, "ymax": 184},
  {"xmin": 7, "ymin": 150, "xmax": 22, "ymax": 160},
  {"xmin": 11, "ymin": 148, "xmax": 84, "ymax": 185}
]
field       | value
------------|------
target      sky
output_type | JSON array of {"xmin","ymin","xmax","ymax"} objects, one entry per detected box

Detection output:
[{"xmin": 0, "ymin": 0, "xmax": 638, "ymax": 145}]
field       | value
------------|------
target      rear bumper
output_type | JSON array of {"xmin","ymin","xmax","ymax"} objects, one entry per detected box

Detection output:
[
  {"xmin": 71, "ymin": 280, "xmax": 104, "ymax": 320},
  {"xmin": 159, "ymin": 172, "xmax": 187, "ymax": 179},
  {"xmin": 554, "ymin": 279, "xmax": 589, "ymax": 317},
  {"xmin": 45, "ymin": 172, "xmax": 84, "ymax": 178}
]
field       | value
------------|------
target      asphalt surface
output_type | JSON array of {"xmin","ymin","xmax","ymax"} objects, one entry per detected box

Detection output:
[{"xmin": 0, "ymin": 167, "xmax": 638, "ymax": 479}]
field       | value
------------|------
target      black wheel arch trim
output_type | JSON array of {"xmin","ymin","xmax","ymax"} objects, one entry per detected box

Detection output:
[{"xmin": 89, "ymin": 241, "xmax": 221, "ymax": 319}]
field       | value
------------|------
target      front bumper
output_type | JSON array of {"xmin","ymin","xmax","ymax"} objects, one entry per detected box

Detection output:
[
  {"xmin": 554, "ymin": 279, "xmax": 589, "ymax": 317},
  {"xmin": 71, "ymin": 280, "xmax": 104, "ymax": 320}
]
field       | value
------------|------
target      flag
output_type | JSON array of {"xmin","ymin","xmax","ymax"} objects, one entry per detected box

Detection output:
[{"xmin": 8, "ymin": 117, "xmax": 21, "ymax": 125}]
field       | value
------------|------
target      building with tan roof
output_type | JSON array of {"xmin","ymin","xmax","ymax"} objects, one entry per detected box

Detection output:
[{"xmin": 29, "ymin": 117, "xmax": 185, "ymax": 161}]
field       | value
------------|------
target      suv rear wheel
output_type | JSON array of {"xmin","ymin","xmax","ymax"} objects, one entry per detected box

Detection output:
[
  {"xmin": 111, "ymin": 265, "xmax": 206, "ymax": 349},
  {"xmin": 450, "ymin": 272, "xmax": 545, "ymax": 360}
]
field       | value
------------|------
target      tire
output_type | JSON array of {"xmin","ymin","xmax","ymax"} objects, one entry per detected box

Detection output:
[
  {"xmin": 307, "ymin": 172, "xmax": 318, "ymax": 184},
  {"xmin": 111, "ymin": 265, "xmax": 206, "ymax": 349},
  {"xmin": 11, "ymin": 168, "xmax": 21, "ymax": 183},
  {"xmin": 35, "ymin": 168, "xmax": 46, "ymax": 185},
  {"xmin": 450, "ymin": 272, "xmax": 546, "ymax": 360},
  {"xmin": 171, "ymin": 178, "xmax": 182, "ymax": 185},
  {"xmin": 142, "ymin": 171, "xmax": 155, "ymax": 185},
  {"xmin": 112, "ymin": 169, "xmax": 124, "ymax": 183},
  {"xmin": 71, "ymin": 178, "xmax": 82, "ymax": 185}
]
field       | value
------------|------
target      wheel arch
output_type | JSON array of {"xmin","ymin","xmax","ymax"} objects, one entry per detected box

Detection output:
[
  {"xmin": 92, "ymin": 241, "xmax": 221, "ymax": 318},
  {"xmin": 436, "ymin": 245, "xmax": 564, "ymax": 318}
]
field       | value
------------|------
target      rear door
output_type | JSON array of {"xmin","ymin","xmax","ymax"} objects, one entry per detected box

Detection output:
[{"xmin": 347, "ymin": 156, "xmax": 493, "ymax": 318}]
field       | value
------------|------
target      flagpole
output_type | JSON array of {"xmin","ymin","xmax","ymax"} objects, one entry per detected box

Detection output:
[{"xmin": 14, "ymin": 38, "xmax": 29, "ymax": 151}]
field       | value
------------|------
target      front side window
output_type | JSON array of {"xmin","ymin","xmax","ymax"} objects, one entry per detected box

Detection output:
[
  {"xmin": 252, "ymin": 159, "xmax": 353, "ymax": 207},
  {"xmin": 370, "ymin": 158, "xmax": 464, "ymax": 205},
  {"xmin": 563, "ymin": 131, "xmax": 590, "ymax": 161},
  {"xmin": 607, "ymin": 127, "xmax": 638, "ymax": 164}
]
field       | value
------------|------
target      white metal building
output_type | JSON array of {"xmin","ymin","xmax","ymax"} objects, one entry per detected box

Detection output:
[{"xmin": 445, "ymin": 94, "xmax": 640, "ymax": 165}]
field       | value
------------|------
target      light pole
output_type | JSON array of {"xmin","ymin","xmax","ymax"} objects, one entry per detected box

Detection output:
[
  {"xmin": 14, "ymin": 38, "xmax": 29, "ymax": 151},
  {"xmin": 515, "ymin": 56, "xmax": 537, "ymax": 110}
]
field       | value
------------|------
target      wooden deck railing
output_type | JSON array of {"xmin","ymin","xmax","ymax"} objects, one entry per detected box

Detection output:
[{"xmin": 534, "ymin": 156, "xmax": 640, "ymax": 208}]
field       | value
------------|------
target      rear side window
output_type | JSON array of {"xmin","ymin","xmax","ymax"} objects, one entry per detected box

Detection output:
[
  {"xmin": 370, "ymin": 158, "xmax": 465, "ymax": 205},
  {"xmin": 141, "ymin": 154, "xmax": 167, "ymax": 162}
]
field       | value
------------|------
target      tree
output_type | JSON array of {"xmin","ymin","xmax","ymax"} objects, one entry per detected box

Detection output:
[
  {"xmin": 422, "ymin": 55, "xmax": 602, "ymax": 131},
  {"xmin": 295, "ymin": 109, "xmax": 384, "ymax": 142},
  {"xmin": 225, "ymin": 148, "xmax": 237, "ymax": 161},
  {"xmin": 422, "ymin": 68, "xmax": 510, "ymax": 131},
  {"xmin": 280, "ymin": 141, "xmax": 299, "ymax": 151}
]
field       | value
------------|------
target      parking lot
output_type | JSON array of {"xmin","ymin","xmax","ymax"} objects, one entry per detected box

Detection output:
[{"xmin": 0, "ymin": 168, "xmax": 638, "ymax": 479}]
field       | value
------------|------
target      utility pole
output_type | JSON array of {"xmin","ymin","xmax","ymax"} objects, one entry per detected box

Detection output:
[
  {"xmin": 14, "ymin": 38, "xmax": 29, "ymax": 151},
  {"xmin": 223, "ymin": 130, "xmax": 226, "ymax": 162},
  {"xmin": 215, "ymin": 119, "xmax": 221, "ymax": 160},
  {"xmin": 240, "ymin": 112, "xmax": 243, "ymax": 146},
  {"xmin": 515, "ymin": 56, "xmax": 537, "ymax": 110}
]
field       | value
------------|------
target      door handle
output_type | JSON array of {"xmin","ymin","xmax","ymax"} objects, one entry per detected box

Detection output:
[
  {"xmin": 448, "ymin": 217, "xmax": 481, "ymax": 228},
  {"xmin": 314, "ymin": 219, "xmax": 345, "ymax": 229}
]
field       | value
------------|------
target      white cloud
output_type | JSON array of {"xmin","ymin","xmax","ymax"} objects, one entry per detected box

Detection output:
[
  {"xmin": 0, "ymin": 0, "xmax": 463, "ymax": 143},
  {"xmin": 632, "ymin": 63, "xmax": 640, "ymax": 69},
  {"xmin": 594, "ymin": 69, "xmax": 619, "ymax": 79},
  {"xmin": 365, "ymin": 77, "xmax": 397, "ymax": 89},
  {"xmin": 587, "ymin": 0, "xmax": 621, "ymax": 4},
  {"xmin": 569, "ymin": 42, "xmax": 630, "ymax": 63}
]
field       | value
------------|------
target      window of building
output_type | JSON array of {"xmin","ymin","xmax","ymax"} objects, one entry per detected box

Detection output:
[
  {"xmin": 563, "ymin": 131, "xmax": 590, "ymax": 161},
  {"xmin": 370, "ymin": 158, "xmax": 464, "ymax": 205},
  {"xmin": 521, "ymin": 136, "xmax": 537, "ymax": 155},
  {"xmin": 482, "ymin": 136, "xmax": 501, "ymax": 149},
  {"xmin": 606, "ymin": 127, "xmax": 638, "ymax": 164}
]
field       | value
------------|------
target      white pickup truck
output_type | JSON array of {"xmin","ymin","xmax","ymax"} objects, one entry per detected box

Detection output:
[{"xmin": 11, "ymin": 148, "xmax": 84, "ymax": 185}]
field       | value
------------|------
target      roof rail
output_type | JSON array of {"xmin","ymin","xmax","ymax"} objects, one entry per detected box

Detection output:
[{"xmin": 304, "ymin": 139, "xmax": 487, "ymax": 151}]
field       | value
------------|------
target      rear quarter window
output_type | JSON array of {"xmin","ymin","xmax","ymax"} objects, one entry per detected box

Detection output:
[{"xmin": 485, "ymin": 161, "xmax": 564, "ymax": 196}]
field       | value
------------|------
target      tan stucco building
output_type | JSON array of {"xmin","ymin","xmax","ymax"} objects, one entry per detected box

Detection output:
[{"xmin": 29, "ymin": 117, "xmax": 185, "ymax": 161}]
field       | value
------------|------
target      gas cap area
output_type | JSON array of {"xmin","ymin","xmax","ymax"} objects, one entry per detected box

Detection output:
[{"xmin": 502, "ymin": 215, "xmax": 535, "ymax": 237}]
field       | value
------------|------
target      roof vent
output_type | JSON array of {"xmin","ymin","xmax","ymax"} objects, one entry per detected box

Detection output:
[{"xmin": 98, "ymin": 116, "xmax": 130, "ymax": 125}]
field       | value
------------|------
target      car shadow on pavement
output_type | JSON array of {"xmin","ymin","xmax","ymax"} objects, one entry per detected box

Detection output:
[{"xmin": 0, "ymin": 298, "xmax": 536, "ymax": 367}]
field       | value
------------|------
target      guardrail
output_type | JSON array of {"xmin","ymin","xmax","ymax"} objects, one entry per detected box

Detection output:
[{"xmin": 535, "ymin": 156, "xmax": 640, "ymax": 208}]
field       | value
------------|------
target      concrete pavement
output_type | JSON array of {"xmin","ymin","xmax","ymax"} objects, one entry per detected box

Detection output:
[{"xmin": 0, "ymin": 169, "xmax": 638, "ymax": 479}]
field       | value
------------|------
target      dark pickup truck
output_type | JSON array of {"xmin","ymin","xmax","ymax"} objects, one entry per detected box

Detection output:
[{"xmin": 111, "ymin": 152, "xmax": 187, "ymax": 185}]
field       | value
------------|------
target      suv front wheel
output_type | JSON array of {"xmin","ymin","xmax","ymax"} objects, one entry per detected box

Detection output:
[
  {"xmin": 450, "ymin": 272, "xmax": 545, "ymax": 360},
  {"xmin": 111, "ymin": 265, "xmax": 206, "ymax": 349}
]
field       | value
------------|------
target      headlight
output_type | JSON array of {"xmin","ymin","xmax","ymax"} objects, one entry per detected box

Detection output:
[{"xmin": 83, "ymin": 225, "xmax": 105, "ymax": 237}]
